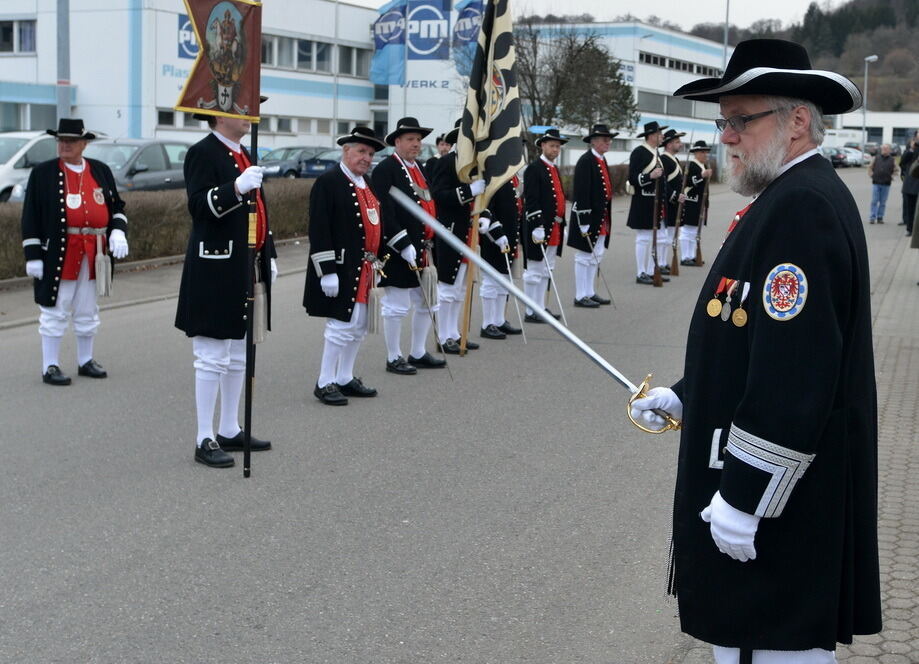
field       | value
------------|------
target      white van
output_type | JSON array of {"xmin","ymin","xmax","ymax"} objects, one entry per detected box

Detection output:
[{"xmin": 0, "ymin": 131, "xmax": 58, "ymax": 202}]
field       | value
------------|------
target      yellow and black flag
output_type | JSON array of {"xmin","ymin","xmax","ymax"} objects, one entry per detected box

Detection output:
[
  {"xmin": 175, "ymin": 0, "xmax": 262, "ymax": 122},
  {"xmin": 455, "ymin": 0, "xmax": 524, "ymax": 211}
]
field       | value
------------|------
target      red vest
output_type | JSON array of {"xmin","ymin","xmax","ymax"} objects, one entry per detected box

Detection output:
[
  {"xmin": 596, "ymin": 155, "xmax": 612, "ymax": 236},
  {"xmin": 62, "ymin": 161, "xmax": 109, "ymax": 280},
  {"xmin": 545, "ymin": 160, "xmax": 566, "ymax": 246},
  {"xmin": 353, "ymin": 184, "xmax": 382, "ymax": 303}
]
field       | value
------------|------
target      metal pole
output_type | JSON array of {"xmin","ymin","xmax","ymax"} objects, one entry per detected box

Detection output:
[
  {"xmin": 333, "ymin": 0, "xmax": 340, "ymax": 139},
  {"xmin": 862, "ymin": 60, "xmax": 868, "ymax": 149},
  {"xmin": 56, "ymin": 0, "xmax": 70, "ymax": 123},
  {"xmin": 722, "ymin": 0, "xmax": 729, "ymax": 70}
]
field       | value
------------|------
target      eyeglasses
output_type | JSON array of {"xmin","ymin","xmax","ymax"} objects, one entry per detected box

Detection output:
[{"xmin": 715, "ymin": 109, "xmax": 778, "ymax": 133}]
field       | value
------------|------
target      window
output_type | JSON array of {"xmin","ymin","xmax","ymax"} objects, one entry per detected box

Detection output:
[
  {"xmin": 338, "ymin": 45, "xmax": 354, "ymax": 75},
  {"xmin": 374, "ymin": 85, "xmax": 389, "ymax": 101},
  {"xmin": 18, "ymin": 138, "xmax": 56, "ymax": 167},
  {"xmin": 276, "ymin": 117, "xmax": 292, "ymax": 133},
  {"xmin": 163, "ymin": 144, "xmax": 189, "ymax": 167},
  {"xmin": 29, "ymin": 104, "xmax": 55, "ymax": 131},
  {"xmin": 316, "ymin": 119, "xmax": 331, "ymax": 134},
  {"xmin": 0, "ymin": 102, "xmax": 21, "ymax": 131},
  {"xmin": 315, "ymin": 42, "xmax": 331, "ymax": 72},
  {"xmin": 0, "ymin": 19, "xmax": 36, "ymax": 53},
  {"xmin": 135, "ymin": 145, "xmax": 168, "ymax": 172},
  {"xmin": 337, "ymin": 121, "xmax": 350, "ymax": 135},
  {"xmin": 297, "ymin": 39, "xmax": 313, "ymax": 70},
  {"xmin": 277, "ymin": 36, "xmax": 294, "ymax": 68},
  {"xmin": 158, "ymin": 110, "xmax": 176, "ymax": 126},
  {"xmin": 261, "ymin": 37, "xmax": 274, "ymax": 65},
  {"xmin": 298, "ymin": 118, "xmax": 314, "ymax": 133},
  {"xmin": 637, "ymin": 90, "xmax": 666, "ymax": 113},
  {"xmin": 667, "ymin": 96, "xmax": 693, "ymax": 118},
  {"xmin": 373, "ymin": 111, "xmax": 387, "ymax": 140},
  {"xmin": 355, "ymin": 49, "xmax": 370, "ymax": 78},
  {"xmin": 18, "ymin": 20, "xmax": 35, "ymax": 52},
  {"xmin": 0, "ymin": 21, "xmax": 13, "ymax": 52}
]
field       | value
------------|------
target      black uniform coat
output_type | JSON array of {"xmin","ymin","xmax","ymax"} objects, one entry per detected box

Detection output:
[
  {"xmin": 370, "ymin": 155, "xmax": 425, "ymax": 288},
  {"xmin": 669, "ymin": 155, "xmax": 881, "ymax": 651},
  {"xmin": 626, "ymin": 143, "xmax": 663, "ymax": 230},
  {"xmin": 522, "ymin": 157, "xmax": 566, "ymax": 261},
  {"xmin": 565, "ymin": 150, "xmax": 611, "ymax": 252},
  {"xmin": 661, "ymin": 151, "xmax": 683, "ymax": 226},
  {"xmin": 21, "ymin": 158, "xmax": 127, "ymax": 307},
  {"xmin": 430, "ymin": 152, "xmax": 482, "ymax": 285},
  {"xmin": 680, "ymin": 158, "xmax": 708, "ymax": 227},
  {"xmin": 479, "ymin": 179, "xmax": 519, "ymax": 274},
  {"xmin": 175, "ymin": 133, "xmax": 276, "ymax": 340},
  {"xmin": 303, "ymin": 166, "xmax": 394, "ymax": 322}
]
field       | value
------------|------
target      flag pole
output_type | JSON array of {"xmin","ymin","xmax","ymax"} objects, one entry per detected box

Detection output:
[{"xmin": 459, "ymin": 194, "xmax": 483, "ymax": 354}]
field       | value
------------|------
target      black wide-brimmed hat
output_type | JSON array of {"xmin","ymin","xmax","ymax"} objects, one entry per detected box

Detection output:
[
  {"xmin": 191, "ymin": 95, "xmax": 270, "ymax": 122},
  {"xmin": 661, "ymin": 129, "xmax": 686, "ymax": 146},
  {"xmin": 536, "ymin": 128, "xmax": 569, "ymax": 146},
  {"xmin": 434, "ymin": 134, "xmax": 447, "ymax": 144},
  {"xmin": 635, "ymin": 121, "xmax": 667, "ymax": 139},
  {"xmin": 385, "ymin": 116, "xmax": 434, "ymax": 146},
  {"xmin": 337, "ymin": 126, "xmax": 386, "ymax": 151},
  {"xmin": 47, "ymin": 118, "xmax": 96, "ymax": 140},
  {"xmin": 583, "ymin": 124, "xmax": 618, "ymax": 143},
  {"xmin": 444, "ymin": 119, "xmax": 462, "ymax": 145},
  {"xmin": 672, "ymin": 39, "xmax": 862, "ymax": 115},
  {"xmin": 689, "ymin": 140, "xmax": 712, "ymax": 152}
]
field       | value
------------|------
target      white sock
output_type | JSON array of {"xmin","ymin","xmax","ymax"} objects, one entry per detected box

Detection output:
[
  {"xmin": 217, "ymin": 369, "xmax": 244, "ymax": 439},
  {"xmin": 336, "ymin": 339, "xmax": 362, "ymax": 385},
  {"xmin": 480, "ymin": 296, "xmax": 495, "ymax": 328},
  {"xmin": 575, "ymin": 261, "xmax": 592, "ymax": 300},
  {"xmin": 410, "ymin": 311, "xmax": 431, "ymax": 358},
  {"xmin": 318, "ymin": 338, "xmax": 343, "ymax": 387},
  {"xmin": 523, "ymin": 279, "xmax": 540, "ymax": 316},
  {"xmin": 76, "ymin": 335, "xmax": 94, "ymax": 366},
  {"xmin": 195, "ymin": 369, "xmax": 220, "ymax": 446},
  {"xmin": 383, "ymin": 316, "xmax": 403, "ymax": 362},
  {"xmin": 41, "ymin": 335, "xmax": 63, "ymax": 373},
  {"xmin": 438, "ymin": 300, "xmax": 456, "ymax": 342}
]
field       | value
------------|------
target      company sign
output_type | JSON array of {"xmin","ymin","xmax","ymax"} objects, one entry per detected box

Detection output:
[
  {"xmin": 178, "ymin": 13, "xmax": 199, "ymax": 59},
  {"xmin": 406, "ymin": 0, "xmax": 450, "ymax": 60}
]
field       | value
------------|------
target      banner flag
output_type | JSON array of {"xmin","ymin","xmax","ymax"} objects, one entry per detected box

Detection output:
[
  {"xmin": 370, "ymin": 0, "xmax": 408, "ymax": 85},
  {"xmin": 175, "ymin": 0, "xmax": 262, "ymax": 122},
  {"xmin": 452, "ymin": 0, "xmax": 482, "ymax": 77},
  {"xmin": 455, "ymin": 0, "xmax": 524, "ymax": 210}
]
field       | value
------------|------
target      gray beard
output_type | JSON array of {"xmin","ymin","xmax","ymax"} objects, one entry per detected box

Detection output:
[{"xmin": 725, "ymin": 131, "xmax": 789, "ymax": 196}]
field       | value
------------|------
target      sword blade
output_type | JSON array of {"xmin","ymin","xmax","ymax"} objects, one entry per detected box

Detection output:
[{"xmin": 390, "ymin": 187, "xmax": 640, "ymax": 394}]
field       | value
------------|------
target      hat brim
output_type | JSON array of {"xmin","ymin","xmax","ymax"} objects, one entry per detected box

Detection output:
[
  {"xmin": 47, "ymin": 129, "xmax": 96, "ymax": 140},
  {"xmin": 536, "ymin": 135, "xmax": 569, "ymax": 146},
  {"xmin": 384, "ymin": 126, "xmax": 433, "ymax": 146},
  {"xmin": 689, "ymin": 146, "xmax": 712, "ymax": 152},
  {"xmin": 662, "ymin": 131, "xmax": 686, "ymax": 145},
  {"xmin": 444, "ymin": 128, "xmax": 460, "ymax": 145},
  {"xmin": 337, "ymin": 134, "xmax": 386, "ymax": 151},
  {"xmin": 582, "ymin": 132, "xmax": 618, "ymax": 143},
  {"xmin": 636, "ymin": 126, "xmax": 668, "ymax": 138},
  {"xmin": 673, "ymin": 67, "xmax": 862, "ymax": 115}
]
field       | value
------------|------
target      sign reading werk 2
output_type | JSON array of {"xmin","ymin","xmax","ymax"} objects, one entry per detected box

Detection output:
[{"xmin": 175, "ymin": 0, "xmax": 262, "ymax": 121}]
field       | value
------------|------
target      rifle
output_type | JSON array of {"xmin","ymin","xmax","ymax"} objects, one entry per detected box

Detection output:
[
  {"xmin": 671, "ymin": 133, "xmax": 693, "ymax": 276},
  {"xmin": 696, "ymin": 171, "xmax": 709, "ymax": 267},
  {"xmin": 651, "ymin": 150, "xmax": 664, "ymax": 287}
]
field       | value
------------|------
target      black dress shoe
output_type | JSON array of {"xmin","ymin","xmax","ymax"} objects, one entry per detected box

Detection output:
[
  {"xmin": 407, "ymin": 352, "xmax": 447, "ymax": 368},
  {"xmin": 439, "ymin": 338, "xmax": 461, "ymax": 354},
  {"xmin": 589, "ymin": 294, "xmax": 611, "ymax": 305},
  {"xmin": 77, "ymin": 359, "xmax": 107, "ymax": 378},
  {"xmin": 636, "ymin": 273, "xmax": 653, "ymax": 285},
  {"xmin": 680, "ymin": 258, "xmax": 697, "ymax": 266},
  {"xmin": 465, "ymin": 339, "xmax": 480, "ymax": 350},
  {"xmin": 660, "ymin": 265, "xmax": 671, "ymax": 275},
  {"xmin": 339, "ymin": 377, "xmax": 378, "ymax": 397},
  {"xmin": 524, "ymin": 312, "xmax": 544, "ymax": 323},
  {"xmin": 574, "ymin": 296, "xmax": 600, "ymax": 308},
  {"xmin": 386, "ymin": 356, "xmax": 417, "ymax": 375},
  {"xmin": 314, "ymin": 382, "xmax": 348, "ymax": 406},
  {"xmin": 42, "ymin": 364, "xmax": 72, "ymax": 386},
  {"xmin": 216, "ymin": 431, "xmax": 272, "ymax": 451},
  {"xmin": 498, "ymin": 321, "xmax": 522, "ymax": 335},
  {"xmin": 480, "ymin": 324, "xmax": 507, "ymax": 339},
  {"xmin": 195, "ymin": 439, "xmax": 234, "ymax": 468},
  {"xmin": 544, "ymin": 309, "xmax": 562, "ymax": 320}
]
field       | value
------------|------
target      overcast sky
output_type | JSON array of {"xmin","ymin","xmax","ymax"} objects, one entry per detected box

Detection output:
[{"xmin": 348, "ymin": 0, "xmax": 842, "ymax": 32}]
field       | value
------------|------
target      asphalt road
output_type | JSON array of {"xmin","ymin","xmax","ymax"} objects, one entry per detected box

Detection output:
[{"xmin": 0, "ymin": 165, "xmax": 893, "ymax": 663}]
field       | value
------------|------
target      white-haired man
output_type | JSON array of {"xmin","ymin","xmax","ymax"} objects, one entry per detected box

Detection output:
[{"xmin": 631, "ymin": 39, "xmax": 880, "ymax": 663}]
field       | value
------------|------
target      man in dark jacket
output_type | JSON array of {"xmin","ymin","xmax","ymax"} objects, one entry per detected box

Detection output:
[
  {"xmin": 626, "ymin": 121, "xmax": 667, "ymax": 284},
  {"xmin": 175, "ymin": 114, "xmax": 277, "ymax": 468},
  {"xmin": 868, "ymin": 143, "xmax": 897, "ymax": 223},
  {"xmin": 898, "ymin": 133, "xmax": 918, "ymax": 234},
  {"xmin": 677, "ymin": 141, "xmax": 712, "ymax": 265},
  {"xmin": 21, "ymin": 118, "xmax": 128, "ymax": 386},
  {"xmin": 632, "ymin": 39, "xmax": 881, "ymax": 663}
]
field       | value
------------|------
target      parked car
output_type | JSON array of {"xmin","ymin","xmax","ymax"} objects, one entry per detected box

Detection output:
[
  {"xmin": 0, "ymin": 131, "xmax": 62, "ymax": 201},
  {"xmin": 821, "ymin": 146, "xmax": 847, "ymax": 168},
  {"xmin": 841, "ymin": 147, "xmax": 864, "ymax": 167},
  {"xmin": 299, "ymin": 149, "xmax": 343, "ymax": 178},
  {"xmin": 260, "ymin": 145, "xmax": 326, "ymax": 178},
  {"xmin": 82, "ymin": 139, "xmax": 192, "ymax": 192}
]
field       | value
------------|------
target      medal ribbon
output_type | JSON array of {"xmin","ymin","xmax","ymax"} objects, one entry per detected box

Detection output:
[
  {"xmin": 712, "ymin": 202, "xmax": 754, "ymax": 296},
  {"xmin": 235, "ymin": 149, "xmax": 267, "ymax": 250},
  {"xmin": 353, "ymin": 184, "xmax": 382, "ymax": 304}
]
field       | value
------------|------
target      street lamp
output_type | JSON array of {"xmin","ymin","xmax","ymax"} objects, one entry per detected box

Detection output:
[{"xmin": 863, "ymin": 54, "xmax": 878, "ymax": 150}]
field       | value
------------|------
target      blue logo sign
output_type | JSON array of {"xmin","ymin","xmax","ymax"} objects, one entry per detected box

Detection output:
[
  {"xmin": 407, "ymin": 0, "xmax": 450, "ymax": 60},
  {"xmin": 453, "ymin": 5, "xmax": 481, "ymax": 44},
  {"xmin": 374, "ymin": 9, "xmax": 406, "ymax": 47},
  {"xmin": 178, "ymin": 14, "xmax": 198, "ymax": 59}
]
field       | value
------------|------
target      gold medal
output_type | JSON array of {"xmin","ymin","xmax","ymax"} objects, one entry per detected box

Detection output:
[
  {"xmin": 732, "ymin": 308, "xmax": 748, "ymax": 327},
  {"xmin": 706, "ymin": 298, "xmax": 722, "ymax": 317}
]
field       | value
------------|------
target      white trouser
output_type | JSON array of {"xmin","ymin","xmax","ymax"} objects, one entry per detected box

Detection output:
[
  {"xmin": 573, "ymin": 241, "xmax": 606, "ymax": 300},
  {"xmin": 318, "ymin": 303, "xmax": 367, "ymax": 388},
  {"xmin": 480, "ymin": 271, "xmax": 510, "ymax": 329},
  {"xmin": 38, "ymin": 256, "xmax": 99, "ymax": 338},
  {"xmin": 193, "ymin": 336, "xmax": 246, "ymax": 375},
  {"xmin": 660, "ymin": 225, "xmax": 672, "ymax": 267},
  {"xmin": 437, "ymin": 264, "xmax": 467, "ymax": 342},
  {"xmin": 680, "ymin": 224, "xmax": 699, "ymax": 261},
  {"xmin": 192, "ymin": 336, "xmax": 247, "ymax": 445},
  {"xmin": 523, "ymin": 249, "xmax": 557, "ymax": 315},
  {"xmin": 713, "ymin": 646, "xmax": 836, "ymax": 664},
  {"xmin": 381, "ymin": 286, "xmax": 435, "ymax": 361},
  {"xmin": 634, "ymin": 229, "xmax": 668, "ymax": 276}
]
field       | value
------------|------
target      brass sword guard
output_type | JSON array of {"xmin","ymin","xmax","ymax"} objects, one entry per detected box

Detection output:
[{"xmin": 627, "ymin": 373, "xmax": 683, "ymax": 434}]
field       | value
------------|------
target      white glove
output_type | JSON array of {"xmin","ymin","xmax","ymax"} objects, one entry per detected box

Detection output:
[
  {"xmin": 478, "ymin": 216, "xmax": 490, "ymax": 233},
  {"xmin": 469, "ymin": 179, "xmax": 486, "ymax": 196},
  {"xmin": 701, "ymin": 491, "xmax": 761, "ymax": 562},
  {"xmin": 400, "ymin": 244, "xmax": 417, "ymax": 267},
  {"xmin": 629, "ymin": 386, "xmax": 683, "ymax": 429},
  {"xmin": 108, "ymin": 229, "xmax": 129, "ymax": 259},
  {"xmin": 235, "ymin": 165, "xmax": 264, "ymax": 195},
  {"xmin": 26, "ymin": 260, "xmax": 43, "ymax": 280},
  {"xmin": 531, "ymin": 227, "xmax": 546, "ymax": 244},
  {"xmin": 270, "ymin": 258, "xmax": 278, "ymax": 284},
  {"xmin": 320, "ymin": 273, "xmax": 339, "ymax": 298},
  {"xmin": 494, "ymin": 235, "xmax": 509, "ymax": 251},
  {"xmin": 579, "ymin": 224, "xmax": 590, "ymax": 235}
]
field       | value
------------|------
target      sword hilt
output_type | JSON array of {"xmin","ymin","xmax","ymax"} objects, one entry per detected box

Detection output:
[{"xmin": 626, "ymin": 373, "xmax": 682, "ymax": 434}]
